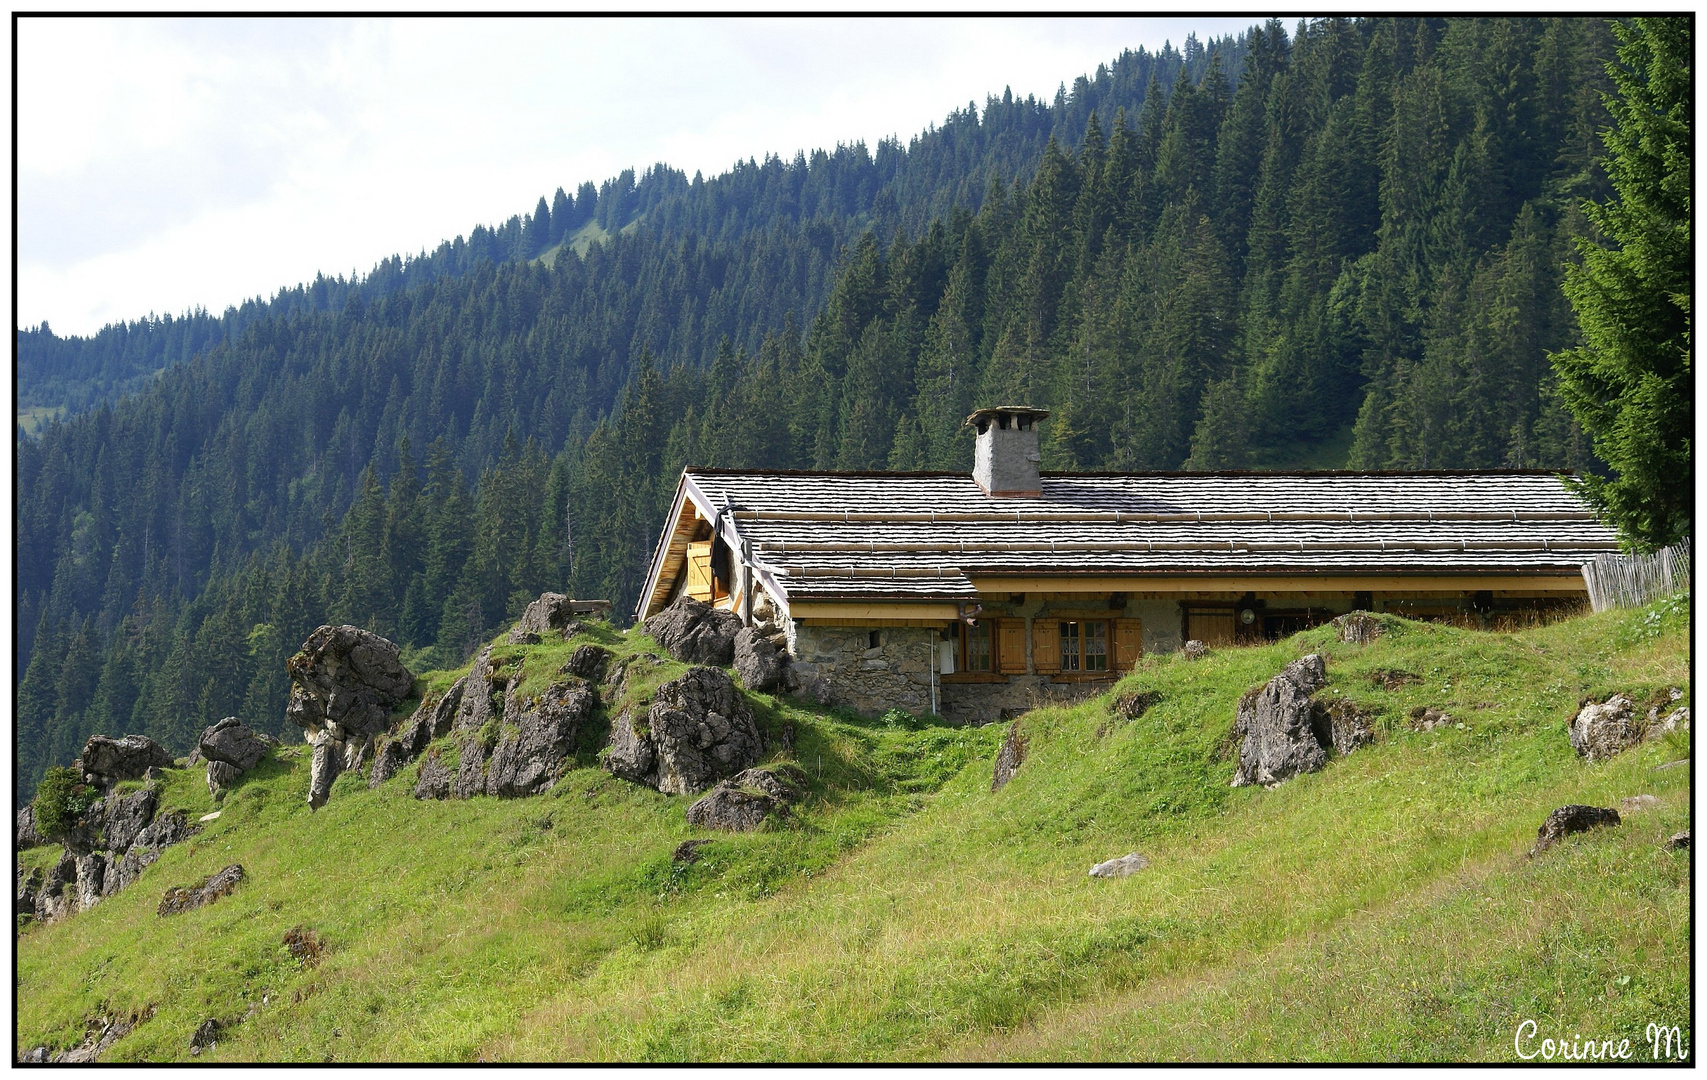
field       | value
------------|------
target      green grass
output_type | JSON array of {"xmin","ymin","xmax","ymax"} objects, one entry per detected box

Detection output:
[
  {"xmin": 16, "ymin": 600, "xmax": 1690, "ymax": 1061},
  {"xmin": 16, "ymin": 405, "xmax": 67, "ymax": 436}
]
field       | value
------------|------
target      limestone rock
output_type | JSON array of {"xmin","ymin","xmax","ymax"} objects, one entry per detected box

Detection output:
[
  {"xmin": 198, "ymin": 717, "xmax": 269, "ymax": 772},
  {"xmin": 157, "ymin": 864, "xmax": 245, "ymax": 917},
  {"xmin": 645, "ymin": 597, "xmax": 743, "ymax": 666},
  {"xmin": 367, "ymin": 738, "xmax": 409, "ymax": 789},
  {"xmin": 563, "ymin": 644, "xmax": 612, "ymax": 683},
  {"xmin": 207, "ymin": 760, "xmax": 240, "ymax": 798},
  {"xmin": 1181, "ymin": 640, "xmax": 1210, "ymax": 660},
  {"xmin": 484, "ymin": 681, "xmax": 596, "ymax": 797},
  {"xmin": 105, "ymin": 811, "xmax": 195, "ymax": 895},
  {"xmin": 514, "ymin": 592, "xmax": 583, "ymax": 638},
  {"xmin": 1113, "ymin": 690, "xmax": 1161, "ymax": 721},
  {"xmin": 190, "ymin": 1019, "xmax": 220, "ymax": 1053},
  {"xmin": 79, "ymin": 734, "xmax": 173, "ymax": 787},
  {"xmin": 1667, "ymin": 830, "xmax": 1690, "ymax": 851},
  {"xmin": 102, "ymin": 786, "xmax": 159, "ymax": 854},
  {"xmin": 506, "ymin": 628, "xmax": 542, "ymax": 646},
  {"xmin": 1646, "ymin": 704, "xmax": 1691, "ymax": 739},
  {"xmin": 74, "ymin": 853, "xmax": 106, "ymax": 911},
  {"xmin": 283, "ymin": 624, "xmax": 414, "ymax": 744},
  {"xmin": 1530, "ymin": 804, "xmax": 1619, "ymax": 856},
  {"xmin": 647, "ymin": 667, "xmax": 763, "ymax": 795},
  {"xmin": 734, "ymin": 626, "xmax": 788, "ymax": 692},
  {"xmin": 412, "ymin": 752, "xmax": 453, "ymax": 801},
  {"xmin": 602, "ymin": 708, "xmax": 657, "ymax": 786},
  {"xmin": 1409, "ymin": 706, "xmax": 1454, "ymax": 731},
  {"xmin": 451, "ymin": 735, "xmax": 489, "ymax": 800},
  {"xmin": 305, "ymin": 731, "xmax": 341, "ymax": 810},
  {"xmin": 685, "ymin": 765, "xmax": 806, "ymax": 831},
  {"xmin": 1568, "ymin": 694, "xmax": 1641, "ymax": 762},
  {"xmin": 1333, "ymin": 611, "xmax": 1383, "ymax": 645},
  {"xmin": 17, "ymin": 864, "xmax": 44, "ymax": 917},
  {"xmin": 17, "ymin": 805, "xmax": 47, "ymax": 850},
  {"xmin": 1317, "ymin": 696, "xmax": 1375, "ymax": 756},
  {"xmin": 1620, "ymin": 794, "xmax": 1661, "ymax": 814},
  {"xmin": 1089, "ymin": 852, "xmax": 1150, "ymax": 879},
  {"xmin": 1231, "ymin": 655, "xmax": 1329, "ymax": 788},
  {"xmin": 991, "ymin": 722, "xmax": 1028, "ymax": 792}
]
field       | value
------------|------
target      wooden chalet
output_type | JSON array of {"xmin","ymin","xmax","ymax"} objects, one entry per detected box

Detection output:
[{"xmin": 636, "ymin": 407, "xmax": 1621, "ymax": 721}]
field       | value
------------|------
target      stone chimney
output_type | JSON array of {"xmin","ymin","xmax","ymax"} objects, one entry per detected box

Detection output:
[{"xmin": 965, "ymin": 406, "xmax": 1049, "ymax": 498}]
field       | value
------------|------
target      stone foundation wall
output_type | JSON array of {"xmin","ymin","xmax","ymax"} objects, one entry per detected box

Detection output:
[{"xmin": 786, "ymin": 625, "xmax": 938, "ymax": 716}]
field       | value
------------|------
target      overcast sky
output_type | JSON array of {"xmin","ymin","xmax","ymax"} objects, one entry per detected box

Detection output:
[{"xmin": 19, "ymin": 16, "xmax": 1259, "ymax": 337}]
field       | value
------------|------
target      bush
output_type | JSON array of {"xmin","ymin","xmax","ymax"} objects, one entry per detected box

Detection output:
[{"xmin": 32, "ymin": 765, "xmax": 96, "ymax": 837}]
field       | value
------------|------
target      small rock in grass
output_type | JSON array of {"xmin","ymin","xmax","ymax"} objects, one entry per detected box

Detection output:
[
  {"xmin": 198, "ymin": 811, "xmax": 222, "ymax": 822},
  {"xmin": 1089, "ymin": 853, "xmax": 1149, "ymax": 879},
  {"xmin": 673, "ymin": 839, "xmax": 711, "ymax": 864},
  {"xmin": 1409, "ymin": 706, "xmax": 1453, "ymax": 732},
  {"xmin": 1113, "ymin": 690, "xmax": 1161, "ymax": 722},
  {"xmin": 1655, "ymin": 758, "xmax": 1690, "ymax": 771},
  {"xmin": 1667, "ymin": 830, "xmax": 1690, "ymax": 851},
  {"xmin": 1181, "ymin": 640, "xmax": 1209, "ymax": 661},
  {"xmin": 157, "ymin": 864, "xmax": 245, "ymax": 917},
  {"xmin": 563, "ymin": 643, "xmax": 613, "ymax": 682},
  {"xmin": 190, "ymin": 1018, "xmax": 219, "ymax": 1051},
  {"xmin": 990, "ymin": 722, "xmax": 1028, "ymax": 792},
  {"xmin": 1619, "ymin": 794, "xmax": 1661, "ymax": 814},
  {"xmin": 1568, "ymin": 694, "xmax": 1641, "ymax": 762},
  {"xmin": 1333, "ymin": 611, "xmax": 1383, "ymax": 645},
  {"xmin": 1530, "ymin": 805, "xmax": 1619, "ymax": 857}
]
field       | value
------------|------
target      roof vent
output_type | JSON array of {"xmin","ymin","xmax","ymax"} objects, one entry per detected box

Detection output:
[{"xmin": 965, "ymin": 406, "xmax": 1049, "ymax": 498}]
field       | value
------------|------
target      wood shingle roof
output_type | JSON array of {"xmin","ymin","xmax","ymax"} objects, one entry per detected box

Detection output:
[{"xmin": 668, "ymin": 467, "xmax": 1619, "ymax": 606}]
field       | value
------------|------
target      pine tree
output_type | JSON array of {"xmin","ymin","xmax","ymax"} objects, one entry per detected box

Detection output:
[{"xmin": 1551, "ymin": 17, "xmax": 1692, "ymax": 549}]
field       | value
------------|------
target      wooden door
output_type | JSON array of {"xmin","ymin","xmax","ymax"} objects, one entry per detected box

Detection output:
[
  {"xmin": 1031, "ymin": 618, "xmax": 1061, "ymax": 674},
  {"xmin": 1113, "ymin": 618, "xmax": 1143, "ymax": 671},
  {"xmin": 995, "ymin": 619, "xmax": 1027, "ymax": 674},
  {"xmin": 1185, "ymin": 608, "xmax": 1235, "ymax": 648}
]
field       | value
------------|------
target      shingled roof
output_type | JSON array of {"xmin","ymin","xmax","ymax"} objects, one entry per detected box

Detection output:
[{"xmin": 649, "ymin": 467, "xmax": 1620, "ymax": 610}]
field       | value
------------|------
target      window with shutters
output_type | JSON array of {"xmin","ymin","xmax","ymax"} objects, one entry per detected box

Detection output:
[
  {"xmin": 996, "ymin": 619, "xmax": 1027, "ymax": 674},
  {"xmin": 960, "ymin": 620, "xmax": 993, "ymax": 672},
  {"xmin": 1060, "ymin": 620, "xmax": 1109, "ymax": 672}
]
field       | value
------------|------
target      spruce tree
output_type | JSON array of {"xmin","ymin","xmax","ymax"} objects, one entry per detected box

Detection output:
[{"xmin": 1551, "ymin": 17, "xmax": 1691, "ymax": 548}]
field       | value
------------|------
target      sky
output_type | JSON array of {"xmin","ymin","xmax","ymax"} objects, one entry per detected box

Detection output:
[{"xmin": 18, "ymin": 16, "xmax": 1260, "ymax": 337}]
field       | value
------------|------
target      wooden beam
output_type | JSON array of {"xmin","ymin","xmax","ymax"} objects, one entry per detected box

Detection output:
[
  {"xmin": 968, "ymin": 573, "xmax": 1590, "ymax": 594},
  {"xmin": 789, "ymin": 601, "xmax": 962, "ymax": 623}
]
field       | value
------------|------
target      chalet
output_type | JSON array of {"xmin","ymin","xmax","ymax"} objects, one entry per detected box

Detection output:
[{"xmin": 637, "ymin": 406, "xmax": 1622, "ymax": 722}]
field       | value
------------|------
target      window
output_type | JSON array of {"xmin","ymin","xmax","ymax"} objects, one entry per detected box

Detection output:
[
  {"xmin": 1060, "ymin": 620, "xmax": 1108, "ymax": 672},
  {"xmin": 868, "ymin": 630, "xmax": 882, "ymax": 649},
  {"xmin": 959, "ymin": 620, "xmax": 993, "ymax": 672}
]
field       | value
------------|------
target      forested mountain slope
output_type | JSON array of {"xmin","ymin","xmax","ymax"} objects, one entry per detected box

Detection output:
[
  {"xmin": 18, "ymin": 36, "xmax": 1234, "ymax": 417},
  {"xmin": 17, "ymin": 18, "xmax": 1618, "ymax": 797}
]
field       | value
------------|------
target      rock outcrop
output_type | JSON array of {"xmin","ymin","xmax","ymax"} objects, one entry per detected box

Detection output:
[
  {"xmin": 371, "ymin": 679, "xmax": 465, "ymax": 789},
  {"xmin": 284, "ymin": 625, "xmax": 413, "ymax": 808},
  {"xmin": 1231, "ymin": 655, "xmax": 1373, "ymax": 788},
  {"xmin": 1089, "ymin": 853, "xmax": 1150, "ymax": 879},
  {"xmin": 21, "ymin": 776, "xmax": 199, "ymax": 924},
  {"xmin": 78, "ymin": 734, "xmax": 173, "ymax": 788},
  {"xmin": 482, "ymin": 681, "xmax": 597, "ymax": 797},
  {"xmin": 990, "ymin": 722, "xmax": 1028, "ymax": 792},
  {"xmin": 1568, "ymin": 694, "xmax": 1641, "ymax": 762},
  {"xmin": 734, "ymin": 626, "xmax": 788, "ymax": 692},
  {"xmin": 604, "ymin": 666, "xmax": 763, "ymax": 795},
  {"xmin": 198, "ymin": 717, "xmax": 271, "ymax": 772},
  {"xmin": 685, "ymin": 764, "xmax": 806, "ymax": 831},
  {"xmin": 1530, "ymin": 805, "xmax": 1620, "ymax": 857},
  {"xmin": 563, "ymin": 644, "xmax": 612, "ymax": 682},
  {"xmin": 513, "ymin": 592, "xmax": 585, "ymax": 639},
  {"xmin": 1333, "ymin": 611, "xmax": 1383, "ymax": 644},
  {"xmin": 17, "ymin": 805, "xmax": 47, "ymax": 849},
  {"xmin": 206, "ymin": 760, "xmax": 240, "ymax": 798},
  {"xmin": 645, "ymin": 597, "xmax": 742, "ymax": 666},
  {"xmin": 413, "ymin": 752, "xmax": 454, "ymax": 800},
  {"xmin": 158, "ymin": 864, "xmax": 246, "ymax": 916}
]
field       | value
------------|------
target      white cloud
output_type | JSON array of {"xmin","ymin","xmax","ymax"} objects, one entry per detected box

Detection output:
[{"xmin": 18, "ymin": 16, "xmax": 1256, "ymax": 335}]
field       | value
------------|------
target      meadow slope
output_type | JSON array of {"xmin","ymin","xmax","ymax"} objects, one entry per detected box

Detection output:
[{"xmin": 15, "ymin": 597, "xmax": 1691, "ymax": 1062}]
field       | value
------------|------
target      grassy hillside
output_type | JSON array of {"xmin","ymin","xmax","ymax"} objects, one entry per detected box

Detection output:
[{"xmin": 16, "ymin": 597, "xmax": 1690, "ymax": 1062}]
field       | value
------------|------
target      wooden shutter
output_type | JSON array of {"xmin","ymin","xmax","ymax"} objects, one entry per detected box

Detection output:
[
  {"xmin": 685, "ymin": 541, "xmax": 714, "ymax": 601},
  {"xmin": 1113, "ymin": 618, "xmax": 1143, "ymax": 672},
  {"xmin": 1031, "ymin": 618, "xmax": 1061, "ymax": 674},
  {"xmin": 995, "ymin": 619, "xmax": 1027, "ymax": 674}
]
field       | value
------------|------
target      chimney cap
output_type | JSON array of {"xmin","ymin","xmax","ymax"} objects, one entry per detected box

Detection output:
[{"xmin": 963, "ymin": 405, "xmax": 1050, "ymax": 428}]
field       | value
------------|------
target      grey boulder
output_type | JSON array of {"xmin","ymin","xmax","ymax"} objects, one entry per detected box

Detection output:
[
  {"xmin": 602, "ymin": 708, "xmax": 657, "ymax": 786},
  {"xmin": 206, "ymin": 760, "xmax": 240, "ymax": 798},
  {"xmin": 157, "ymin": 863, "xmax": 245, "ymax": 917},
  {"xmin": 991, "ymin": 721, "xmax": 1028, "ymax": 792},
  {"xmin": 645, "ymin": 597, "xmax": 743, "ymax": 666},
  {"xmin": 685, "ymin": 764, "xmax": 806, "ymax": 831},
  {"xmin": 484, "ymin": 681, "xmax": 596, "ymax": 797},
  {"xmin": 1089, "ymin": 853, "xmax": 1150, "ymax": 879},
  {"xmin": 1530, "ymin": 804, "xmax": 1620, "ymax": 857},
  {"xmin": 514, "ymin": 592, "xmax": 584, "ymax": 638},
  {"xmin": 17, "ymin": 805, "xmax": 47, "ymax": 849},
  {"xmin": 413, "ymin": 752, "xmax": 454, "ymax": 801},
  {"xmin": 648, "ymin": 667, "xmax": 764, "ymax": 795},
  {"xmin": 1568, "ymin": 694, "xmax": 1641, "ymax": 762},
  {"xmin": 284, "ymin": 625, "xmax": 414, "ymax": 744},
  {"xmin": 79, "ymin": 734, "xmax": 173, "ymax": 787},
  {"xmin": 734, "ymin": 627, "xmax": 788, "ymax": 692},
  {"xmin": 564, "ymin": 644, "xmax": 613, "ymax": 682},
  {"xmin": 1333, "ymin": 611, "xmax": 1383, "ymax": 645},
  {"xmin": 1232, "ymin": 655, "xmax": 1330, "ymax": 787},
  {"xmin": 198, "ymin": 717, "xmax": 270, "ymax": 772}
]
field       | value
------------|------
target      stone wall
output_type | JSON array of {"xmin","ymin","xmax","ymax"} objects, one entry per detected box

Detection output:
[{"xmin": 786, "ymin": 624, "xmax": 938, "ymax": 716}]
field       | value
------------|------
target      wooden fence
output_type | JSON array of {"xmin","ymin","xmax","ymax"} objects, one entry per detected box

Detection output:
[{"xmin": 1582, "ymin": 537, "xmax": 1692, "ymax": 612}]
